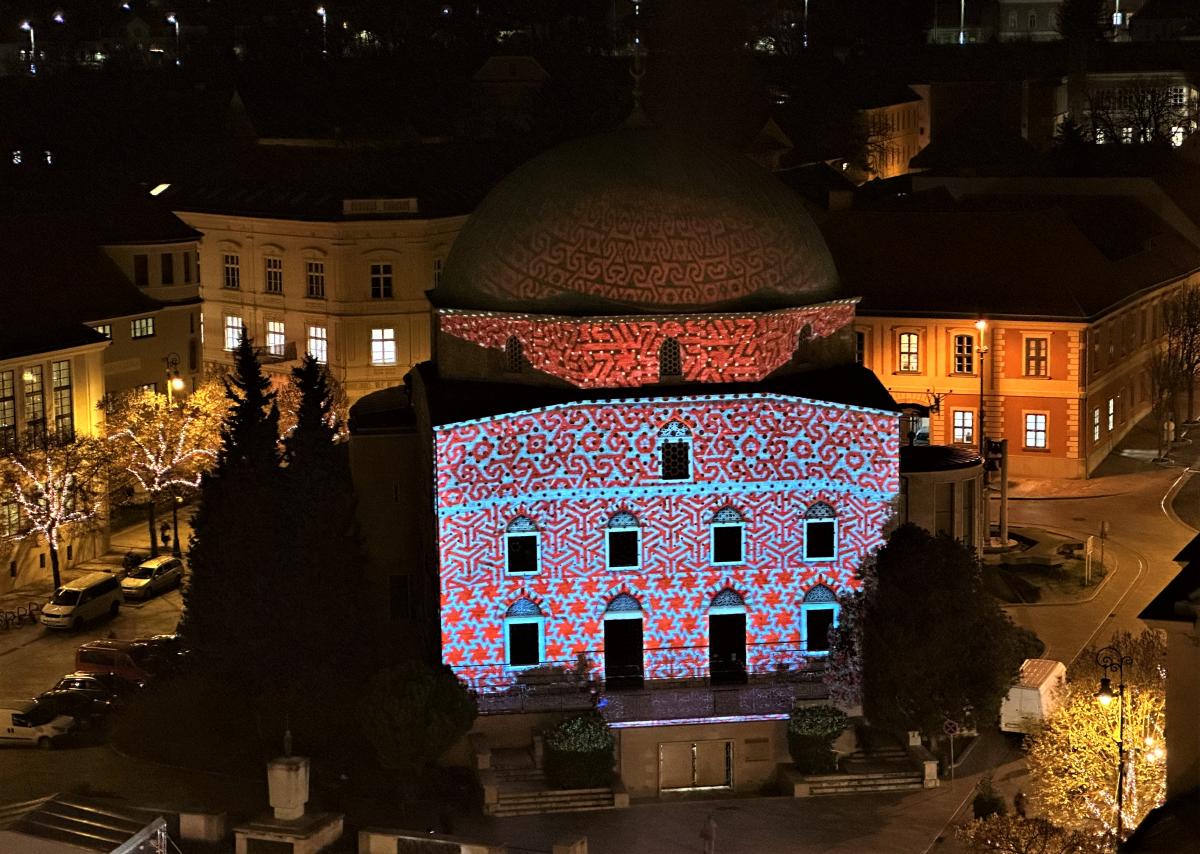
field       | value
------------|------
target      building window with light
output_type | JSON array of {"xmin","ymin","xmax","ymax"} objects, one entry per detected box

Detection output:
[
  {"xmin": 222, "ymin": 254, "xmax": 240, "ymax": 289},
  {"xmin": 92, "ymin": 324, "xmax": 112, "ymax": 339},
  {"xmin": 264, "ymin": 257, "xmax": 283, "ymax": 294},
  {"xmin": 660, "ymin": 421, "xmax": 691, "ymax": 480},
  {"xmin": 52, "ymin": 360, "xmax": 73, "ymax": 440},
  {"xmin": 223, "ymin": 316, "xmax": 244, "ymax": 352},
  {"xmin": 606, "ymin": 512, "xmax": 641, "ymax": 571},
  {"xmin": 504, "ymin": 598, "xmax": 545, "ymax": 669},
  {"xmin": 266, "ymin": 320, "xmax": 286, "ymax": 357},
  {"xmin": 23, "ymin": 366, "xmax": 45, "ymax": 440},
  {"xmin": 0, "ymin": 501, "xmax": 17, "ymax": 537},
  {"xmin": 0, "ymin": 371, "xmax": 16, "ymax": 452},
  {"xmin": 130, "ymin": 316, "xmax": 155, "ymax": 339},
  {"xmin": 1107, "ymin": 398, "xmax": 1115, "ymax": 431},
  {"xmin": 371, "ymin": 328, "xmax": 397, "ymax": 365},
  {"xmin": 804, "ymin": 502, "xmax": 837, "ymax": 561},
  {"xmin": 801, "ymin": 585, "xmax": 839, "ymax": 654},
  {"xmin": 953, "ymin": 334, "xmax": 974, "ymax": 374},
  {"xmin": 711, "ymin": 507, "xmax": 745, "ymax": 565},
  {"xmin": 1025, "ymin": 413, "xmax": 1048, "ymax": 449},
  {"xmin": 898, "ymin": 332, "xmax": 920, "ymax": 372},
  {"xmin": 505, "ymin": 516, "xmax": 540, "ymax": 575},
  {"xmin": 306, "ymin": 261, "xmax": 326, "ymax": 298},
  {"xmin": 307, "ymin": 325, "xmax": 328, "ymax": 364},
  {"xmin": 370, "ymin": 262, "xmax": 393, "ymax": 299},
  {"xmin": 1025, "ymin": 337, "xmax": 1048, "ymax": 376},
  {"xmin": 1093, "ymin": 407, "xmax": 1101, "ymax": 441},
  {"xmin": 952, "ymin": 410, "xmax": 974, "ymax": 445}
]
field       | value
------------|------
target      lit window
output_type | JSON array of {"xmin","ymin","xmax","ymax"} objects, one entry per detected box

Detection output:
[
  {"xmin": 161, "ymin": 253, "xmax": 175, "ymax": 285},
  {"xmin": 93, "ymin": 324, "xmax": 112, "ymax": 339},
  {"xmin": 11, "ymin": 151, "xmax": 21, "ymax": 166},
  {"xmin": 223, "ymin": 254, "xmax": 241, "ymax": 289},
  {"xmin": 801, "ymin": 585, "xmax": 839, "ymax": 655},
  {"xmin": 306, "ymin": 261, "xmax": 326, "ymax": 298},
  {"xmin": 1025, "ymin": 413, "xmax": 1048, "ymax": 449},
  {"xmin": 0, "ymin": 502, "xmax": 18, "ymax": 537},
  {"xmin": 505, "ymin": 516, "xmax": 539, "ymax": 575},
  {"xmin": 504, "ymin": 598, "xmax": 544, "ymax": 668},
  {"xmin": 898, "ymin": 332, "xmax": 919, "ymax": 372},
  {"xmin": 307, "ymin": 325, "xmax": 328, "ymax": 364},
  {"xmin": 23, "ymin": 366, "xmax": 44, "ymax": 440},
  {"xmin": 606, "ymin": 511, "xmax": 640, "ymax": 571},
  {"xmin": 953, "ymin": 334, "xmax": 974, "ymax": 374},
  {"xmin": 1093, "ymin": 407, "xmax": 1101, "ymax": 441},
  {"xmin": 504, "ymin": 337, "xmax": 523, "ymax": 373},
  {"xmin": 371, "ymin": 328, "xmax": 397, "ymax": 365},
  {"xmin": 52, "ymin": 360, "xmax": 72, "ymax": 440},
  {"xmin": 264, "ymin": 257, "xmax": 283, "ymax": 294},
  {"xmin": 659, "ymin": 337, "xmax": 682, "ymax": 379},
  {"xmin": 660, "ymin": 421, "xmax": 691, "ymax": 481},
  {"xmin": 1107, "ymin": 398, "xmax": 1115, "ymax": 431},
  {"xmin": 266, "ymin": 320, "xmax": 286, "ymax": 357},
  {"xmin": 804, "ymin": 502, "xmax": 837, "ymax": 561},
  {"xmin": 223, "ymin": 316, "xmax": 244, "ymax": 352},
  {"xmin": 952, "ymin": 410, "xmax": 974, "ymax": 445},
  {"xmin": 131, "ymin": 316, "xmax": 155, "ymax": 339},
  {"xmin": 370, "ymin": 262, "xmax": 393, "ymax": 298},
  {"xmin": 0, "ymin": 370, "xmax": 16, "ymax": 452},
  {"xmin": 711, "ymin": 507, "xmax": 745, "ymax": 565}
]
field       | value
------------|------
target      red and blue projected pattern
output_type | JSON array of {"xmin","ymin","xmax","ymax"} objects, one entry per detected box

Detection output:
[
  {"xmin": 438, "ymin": 302, "xmax": 856, "ymax": 388},
  {"xmin": 435, "ymin": 394, "xmax": 898, "ymax": 690}
]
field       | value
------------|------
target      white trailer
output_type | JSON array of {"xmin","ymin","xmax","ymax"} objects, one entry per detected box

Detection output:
[{"xmin": 1000, "ymin": 658, "xmax": 1066, "ymax": 734}]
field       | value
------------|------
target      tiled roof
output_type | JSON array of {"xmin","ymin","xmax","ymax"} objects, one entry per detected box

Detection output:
[{"xmin": 899, "ymin": 445, "xmax": 982, "ymax": 472}]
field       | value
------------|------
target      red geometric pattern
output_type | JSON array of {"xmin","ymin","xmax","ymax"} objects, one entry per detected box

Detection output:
[
  {"xmin": 438, "ymin": 303, "xmax": 856, "ymax": 388},
  {"xmin": 435, "ymin": 395, "xmax": 898, "ymax": 690}
]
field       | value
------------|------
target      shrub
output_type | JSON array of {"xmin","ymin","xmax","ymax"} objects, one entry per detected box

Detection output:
[
  {"xmin": 972, "ymin": 776, "xmax": 1008, "ymax": 820},
  {"xmin": 788, "ymin": 705, "xmax": 848, "ymax": 774},
  {"xmin": 543, "ymin": 712, "xmax": 615, "ymax": 789}
]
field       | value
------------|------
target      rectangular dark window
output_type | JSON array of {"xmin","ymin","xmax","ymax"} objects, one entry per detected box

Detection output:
[
  {"xmin": 805, "ymin": 520, "xmax": 835, "ymax": 560},
  {"xmin": 265, "ymin": 257, "xmax": 283, "ymax": 294},
  {"xmin": 508, "ymin": 622, "xmax": 540, "ymax": 667},
  {"xmin": 183, "ymin": 251, "xmax": 193, "ymax": 284},
  {"xmin": 661, "ymin": 440, "xmax": 690, "ymax": 480},
  {"xmin": 608, "ymin": 530, "xmax": 639, "ymax": 569},
  {"xmin": 306, "ymin": 261, "xmax": 326, "ymax": 298},
  {"xmin": 24, "ymin": 366, "xmax": 45, "ymax": 439},
  {"xmin": 854, "ymin": 331, "xmax": 865, "ymax": 365},
  {"xmin": 161, "ymin": 253, "xmax": 174, "ymax": 285},
  {"xmin": 953, "ymin": 334, "xmax": 974, "ymax": 374},
  {"xmin": 712, "ymin": 525, "xmax": 743, "ymax": 564},
  {"xmin": 370, "ymin": 262, "xmax": 393, "ymax": 299},
  {"xmin": 133, "ymin": 254, "xmax": 149, "ymax": 286},
  {"xmin": 223, "ymin": 254, "xmax": 240, "ymax": 289},
  {"xmin": 806, "ymin": 609, "xmax": 834, "ymax": 653},
  {"xmin": 0, "ymin": 370, "xmax": 16, "ymax": 451},
  {"xmin": 506, "ymin": 534, "xmax": 538, "ymax": 574},
  {"xmin": 52, "ymin": 359, "xmax": 72, "ymax": 441}
]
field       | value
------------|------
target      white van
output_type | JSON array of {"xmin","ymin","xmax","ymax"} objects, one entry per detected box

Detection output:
[
  {"xmin": 40, "ymin": 572, "xmax": 123, "ymax": 630},
  {"xmin": 1001, "ymin": 658, "xmax": 1067, "ymax": 734},
  {"xmin": 0, "ymin": 699, "xmax": 75, "ymax": 749}
]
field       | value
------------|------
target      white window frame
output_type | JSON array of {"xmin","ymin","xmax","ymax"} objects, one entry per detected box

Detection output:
[
  {"xmin": 130, "ymin": 317, "xmax": 155, "ymax": 339},
  {"xmin": 898, "ymin": 331, "xmax": 920, "ymax": 373},
  {"xmin": 951, "ymin": 409, "xmax": 974, "ymax": 445},
  {"xmin": 803, "ymin": 504, "xmax": 838, "ymax": 562},
  {"xmin": 1107, "ymin": 398, "xmax": 1115, "ymax": 430},
  {"xmin": 952, "ymin": 333, "xmax": 974, "ymax": 375},
  {"xmin": 504, "ymin": 615, "xmax": 545, "ymax": 670},
  {"xmin": 504, "ymin": 522, "xmax": 540, "ymax": 576},
  {"xmin": 222, "ymin": 254, "xmax": 241, "ymax": 290},
  {"xmin": 305, "ymin": 260, "xmax": 326, "ymax": 298},
  {"xmin": 1024, "ymin": 412, "xmax": 1048, "ymax": 449},
  {"xmin": 264, "ymin": 256, "xmax": 283, "ymax": 294},
  {"xmin": 711, "ymin": 521, "xmax": 745, "ymax": 566},
  {"xmin": 370, "ymin": 262, "xmax": 393, "ymax": 299},
  {"xmin": 92, "ymin": 324, "xmax": 112, "ymax": 339},
  {"xmin": 1093, "ymin": 407, "xmax": 1101, "ymax": 441},
  {"xmin": 266, "ymin": 320, "xmax": 286, "ymax": 357},
  {"xmin": 307, "ymin": 325, "xmax": 328, "ymax": 365},
  {"xmin": 800, "ymin": 600, "xmax": 840, "ymax": 657},
  {"xmin": 371, "ymin": 328, "xmax": 397, "ymax": 366},
  {"xmin": 1024, "ymin": 336, "xmax": 1049, "ymax": 377},
  {"xmin": 223, "ymin": 316, "xmax": 244, "ymax": 352}
]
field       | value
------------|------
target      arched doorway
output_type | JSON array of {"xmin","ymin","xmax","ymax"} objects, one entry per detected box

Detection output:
[
  {"xmin": 708, "ymin": 588, "xmax": 747, "ymax": 685},
  {"xmin": 603, "ymin": 593, "xmax": 644, "ymax": 690}
]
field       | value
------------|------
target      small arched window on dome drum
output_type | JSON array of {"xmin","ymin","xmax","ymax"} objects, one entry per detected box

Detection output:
[
  {"xmin": 659, "ymin": 421, "xmax": 691, "ymax": 481},
  {"xmin": 659, "ymin": 337, "xmax": 682, "ymax": 380},
  {"xmin": 504, "ymin": 336, "xmax": 524, "ymax": 373}
]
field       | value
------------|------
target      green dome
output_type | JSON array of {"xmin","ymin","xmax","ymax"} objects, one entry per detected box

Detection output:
[{"xmin": 434, "ymin": 128, "xmax": 839, "ymax": 315}]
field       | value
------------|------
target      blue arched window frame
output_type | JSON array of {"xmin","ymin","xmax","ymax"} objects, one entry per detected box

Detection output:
[
  {"xmin": 803, "ymin": 502, "xmax": 838, "ymax": 562},
  {"xmin": 504, "ymin": 597, "xmax": 545, "ymax": 669},
  {"xmin": 800, "ymin": 585, "xmax": 839, "ymax": 656}
]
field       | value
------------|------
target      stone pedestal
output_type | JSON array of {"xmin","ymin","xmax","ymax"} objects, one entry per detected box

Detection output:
[
  {"xmin": 268, "ymin": 756, "xmax": 310, "ymax": 821},
  {"xmin": 233, "ymin": 812, "xmax": 343, "ymax": 854}
]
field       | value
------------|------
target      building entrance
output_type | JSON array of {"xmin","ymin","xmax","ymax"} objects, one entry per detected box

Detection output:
[
  {"xmin": 658, "ymin": 740, "xmax": 734, "ymax": 791},
  {"xmin": 708, "ymin": 613, "xmax": 746, "ymax": 685},
  {"xmin": 603, "ymin": 617, "xmax": 644, "ymax": 690}
]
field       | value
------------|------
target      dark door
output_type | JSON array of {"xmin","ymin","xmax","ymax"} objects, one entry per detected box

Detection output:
[
  {"xmin": 806, "ymin": 608, "xmax": 835, "ymax": 654},
  {"xmin": 709, "ymin": 613, "xmax": 746, "ymax": 685},
  {"xmin": 604, "ymin": 618, "xmax": 644, "ymax": 690}
]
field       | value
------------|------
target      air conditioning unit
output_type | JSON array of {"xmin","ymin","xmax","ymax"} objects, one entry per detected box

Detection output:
[{"xmin": 342, "ymin": 197, "xmax": 419, "ymax": 215}]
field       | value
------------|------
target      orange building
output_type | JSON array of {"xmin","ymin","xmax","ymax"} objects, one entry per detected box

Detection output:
[{"xmin": 822, "ymin": 194, "xmax": 1200, "ymax": 478}]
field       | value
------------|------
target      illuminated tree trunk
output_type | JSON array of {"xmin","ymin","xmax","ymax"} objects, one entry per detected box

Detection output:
[{"xmin": 147, "ymin": 497, "xmax": 158, "ymax": 558}]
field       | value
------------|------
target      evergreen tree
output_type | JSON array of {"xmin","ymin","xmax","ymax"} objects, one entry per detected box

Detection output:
[{"xmin": 181, "ymin": 333, "xmax": 283, "ymax": 685}]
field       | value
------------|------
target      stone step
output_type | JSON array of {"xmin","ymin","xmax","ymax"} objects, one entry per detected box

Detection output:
[
  {"xmin": 807, "ymin": 780, "xmax": 923, "ymax": 795},
  {"xmin": 808, "ymin": 770, "xmax": 920, "ymax": 783},
  {"xmin": 496, "ymin": 787, "xmax": 613, "ymax": 803},
  {"xmin": 493, "ymin": 768, "xmax": 546, "ymax": 781},
  {"xmin": 491, "ymin": 801, "xmax": 615, "ymax": 817}
]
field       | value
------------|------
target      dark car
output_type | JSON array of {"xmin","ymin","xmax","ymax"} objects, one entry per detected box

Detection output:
[
  {"xmin": 34, "ymin": 690, "xmax": 113, "ymax": 730},
  {"xmin": 53, "ymin": 672, "xmax": 138, "ymax": 703}
]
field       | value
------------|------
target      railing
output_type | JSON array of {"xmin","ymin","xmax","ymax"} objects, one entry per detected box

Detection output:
[
  {"xmin": 0, "ymin": 600, "xmax": 43, "ymax": 630},
  {"xmin": 254, "ymin": 341, "xmax": 298, "ymax": 364}
]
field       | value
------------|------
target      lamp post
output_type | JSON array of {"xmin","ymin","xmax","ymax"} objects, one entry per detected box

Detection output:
[
  {"xmin": 1095, "ymin": 644, "xmax": 1134, "ymax": 841},
  {"xmin": 166, "ymin": 13, "xmax": 180, "ymax": 65},
  {"xmin": 975, "ymin": 319, "xmax": 989, "ymax": 454},
  {"xmin": 959, "ymin": 0, "xmax": 966, "ymax": 44},
  {"xmin": 20, "ymin": 21, "xmax": 35, "ymax": 75},
  {"xmin": 164, "ymin": 352, "xmax": 185, "ymax": 404},
  {"xmin": 316, "ymin": 6, "xmax": 327, "ymax": 56}
]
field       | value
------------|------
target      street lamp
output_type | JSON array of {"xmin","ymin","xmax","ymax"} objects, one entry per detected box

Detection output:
[
  {"xmin": 164, "ymin": 352, "xmax": 185, "ymax": 404},
  {"xmin": 316, "ymin": 6, "xmax": 327, "ymax": 56},
  {"xmin": 975, "ymin": 319, "xmax": 989, "ymax": 454},
  {"xmin": 20, "ymin": 21, "xmax": 35, "ymax": 75},
  {"xmin": 959, "ymin": 0, "xmax": 966, "ymax": 44},
  {"xmin": 166, "ymin": 13, "xmax": 180, "ymax": 65},
  {"xmin": 1095, "ymin": 644, "xmax": 1134, "ymax": 841}
]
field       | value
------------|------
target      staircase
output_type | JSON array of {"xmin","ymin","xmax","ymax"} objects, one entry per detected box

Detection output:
[
  {"xmin": 481, "ymin": 745, "xmax": 619, "ymax": 817},
  {"xmin": 787, "ymin": 742, "xmax": 925, "ymax": 797}
]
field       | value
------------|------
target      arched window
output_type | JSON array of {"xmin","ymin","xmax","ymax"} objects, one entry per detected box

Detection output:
[
  {"xmin": 710, "ymin": 587, "xmax": 746, "ymax": 614},
  {"xmin": 606, "ymin": 511, "xmax": 641, "ymax": 571},
  {"xmin": 504, "ymin": 597, "xmax": 544, "ymax": 668},
  {"xmin": 659, "ymin": 421, "xmax": 691, "ymax": 481},
  {"xmin": 801, "ymin": 585, "xmax": 839, "ymax": 655},
  {"xmin": 659, "ymin": 337, "xmax": 682, "ymax": 380},
  {"xmin": 504, "ymin": 336, "xmax": 524, "ymax": 373},
  {"xmin": 505, "ymin": 516, "xmax": 540, "ymax": 575},
  {"xmin": 711, "ymin": 506, "xmax": 745, "ymax": 566},
  {"xmin": 804, "ymin": 502, "xmax": 837, "ymax": 561},
  {"xmin": 605, "ymin": 592, "xmax": 643, "ymax": 618}
]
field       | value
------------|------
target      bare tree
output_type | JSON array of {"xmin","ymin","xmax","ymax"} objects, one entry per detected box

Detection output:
[
  {"xmin": 858, "ymin": 110, "xmax": 903, "ymax": 180},
  {"xmin": 1163, "ymin": 286, "xmax": 1200, "ymax": 422},
  {"xmin": 1086, "ymin": 77, "xmax": 1195, "ymax": 146},
  {"xmin": 1150, "ymin": 347, "xmax": 1186, "ymax": 460}
]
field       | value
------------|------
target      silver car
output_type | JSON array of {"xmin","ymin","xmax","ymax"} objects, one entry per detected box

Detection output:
[{"xmin": 120, "ymin": 556, "xmax": 184, "ymax": 599}]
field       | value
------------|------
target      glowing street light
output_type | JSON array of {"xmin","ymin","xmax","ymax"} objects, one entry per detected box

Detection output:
[
  {"xmin": 20, "ymin": 21, "xmax": 35, "ymax": 75},
  {"xmin": 975, "ymin": 319, "xmax": 989, "ymax": 454},
  {"xmin": 166, "ymin": 13, "xmax": 180, "ymax": 65},
  {"xmin": 1095, "ymin": 644, "xmax": 1135, "ymax": 841},
  {"xmin": 316, "ymin": 6, "xmax": 327, "ymax": 55},
  {"xmin": 52, "ymin": 11, "xmax": 63, "ymax": 24},
  {"xmin": 959, "ymin": 0, "xmax": 966, "ymax": 45}
]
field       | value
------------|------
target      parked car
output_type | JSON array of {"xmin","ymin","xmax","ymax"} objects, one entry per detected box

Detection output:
[
  {"xmin": 74, "ymin": 640, "xmax": 160, "ymax": 684},
  {"xmin": 40, "ymin": 573, "xmax": 122, "ymax": 630},
  {"xmin": 120, "ymin": 556, "xmax": 184, "ymax": 599},
  {"xmin": 0, "ymin": 699, "xmax": 75, "ymax": 749},
  {"xmin": 52, "ymin": 672, "xmax": 138, "ymax": 705},
  {"xmin": 34, "ymin": 690, "xmax": 113, "ymax": 731}
]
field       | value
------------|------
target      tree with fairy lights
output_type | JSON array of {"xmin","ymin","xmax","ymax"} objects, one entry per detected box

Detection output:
[{"xmin": 1025, "ymin": 629, "xmax": 1166, "ymax": 844}]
